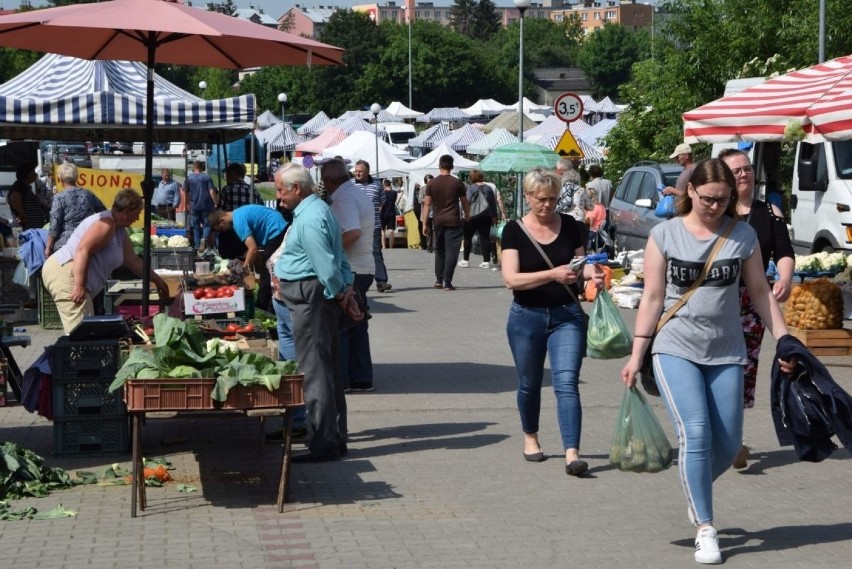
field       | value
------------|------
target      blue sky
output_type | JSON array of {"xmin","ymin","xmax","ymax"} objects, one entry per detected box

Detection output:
[
  {"xmin": 2, "ymin": 1, "xmax": 658, "ymax": 18},
  {"xmin": 4, "ymin": 1, "xmax": 522, "ymax": 18}
]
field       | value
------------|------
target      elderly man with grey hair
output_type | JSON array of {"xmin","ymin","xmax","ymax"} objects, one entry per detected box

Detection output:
[
  {"xmin": 274, "ymin": 163, "xmax": 362, "ymax": 463},
  {"xmin": 44, "ymin": 162, "xmax": 106, "ymax": 257}
]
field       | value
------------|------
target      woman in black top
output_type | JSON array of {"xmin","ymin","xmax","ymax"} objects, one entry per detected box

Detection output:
[
  {"xmin": 501, "ymin": 168, "xmax": 605, "ymax": 476},
  {"xmin": 8, "ymin": 162, "xmax": 47, "ymax": 230},
  {"xmin": 720, "ymin": 149, "xmax": 795, "ymax": 468}
]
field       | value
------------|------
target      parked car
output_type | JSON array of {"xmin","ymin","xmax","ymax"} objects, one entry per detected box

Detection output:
[
  {"xmin": 41, "ymin": 141, "xmax": 92, "ymax": 168},
  {"xmin": 608, "ymin": 161, "xmax": 684, "ymax": 252}
]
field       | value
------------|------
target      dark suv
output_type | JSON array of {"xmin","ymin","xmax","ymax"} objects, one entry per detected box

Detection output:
[{"xmin": 608, "ymin": 161, "xmax": 683, "ymax": 251}]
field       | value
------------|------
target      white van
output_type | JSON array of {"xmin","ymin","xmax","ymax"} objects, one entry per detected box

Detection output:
[{"xmin": 379, "ymin": 123, "xmax": 416, "ymax": 151}]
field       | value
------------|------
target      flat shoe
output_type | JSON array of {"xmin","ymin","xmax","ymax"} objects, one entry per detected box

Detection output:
[
  {"xmin": 524, "ymin": 451, "xmax": 545, "ymax": 462},
  {"xmin": 565, "ymin": 460, "xmax": 588, "ymax": 476},
  {"xmin": 733, "ymin": 445, "xmax": 749, "ymax": 470}
]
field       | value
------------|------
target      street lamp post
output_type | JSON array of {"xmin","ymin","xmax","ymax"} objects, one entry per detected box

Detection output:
[
  {"xmin": 277, "ymin": 92, "xmax": 287, "ymax": 123},
  {"xmin": 404, "ymin": 5, "xmax": 412, "ymax": 109},
  {"xmin": 198, "ymin": 80, "xmax": 207, "ymax": 162},
  {"xmin": 371, "ymin": 102, "xmax": 382, "ymax": 180},
  {"xmin": 513, "ymin": 0, "xmax": 530, "ymax": 218}
]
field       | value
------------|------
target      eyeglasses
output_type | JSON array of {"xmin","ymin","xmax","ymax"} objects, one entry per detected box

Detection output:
[
  {"xmin": 729, "ymin": 165, "xmax": 753, "ymax": 177},
  {"xmin": 694, "ymin": 192, "xmax": 733, "ymax": 208}
]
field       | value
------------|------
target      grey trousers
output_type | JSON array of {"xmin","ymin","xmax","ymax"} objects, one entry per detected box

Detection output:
[{"xmin": 280, "ymin": 278, "xmax": 347, "ymax": 452}]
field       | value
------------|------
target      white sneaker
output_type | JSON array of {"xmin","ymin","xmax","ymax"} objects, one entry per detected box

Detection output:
[
  {"xmin": 457, "ymin": 260, "xmax": 469, "ymax": 267},
  {"xmin": 478, "ymin": 261, "xmax": 490, "ymax": 269},
  {"xmin": 694, "ymin": 526, "xmax": 722, "ymax": 564}
]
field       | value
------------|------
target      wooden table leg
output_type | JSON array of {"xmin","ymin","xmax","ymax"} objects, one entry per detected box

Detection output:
[{"xmin": 277, "ymin": 408, "xmax": 293, "ymax": 512}]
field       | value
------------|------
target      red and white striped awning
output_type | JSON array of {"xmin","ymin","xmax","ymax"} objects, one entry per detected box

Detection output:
[{"xmin": 683, "ymin": 54, "xmax": 852, "ymax": 143}]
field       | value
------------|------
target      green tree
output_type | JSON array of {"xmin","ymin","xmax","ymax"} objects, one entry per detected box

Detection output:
[
  {"xmin": 578, "ymin": 23, "xmax": 648, "ymax": 99},
  {"xmin": 604, "ymin": 0, "xmax": 852, "ymax": 181},
  {"xmin": 470, "ymin": 0, "xmax": 501, "ymax": 41},
  {"xmin": 449, "ymin": 0, "xmax": 477, "ymax": 36}
]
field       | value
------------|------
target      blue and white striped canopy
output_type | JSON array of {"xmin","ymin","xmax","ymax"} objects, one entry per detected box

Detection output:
[
  {"xmin": 297, "ymin": 111, "xmax": 331, "ymax": 137},
  {"xmin": 415, "ymin": 107, "xmax": 471, "ymax": 124},
  {"xmin": 408, "ymin": 122, "xmax": 450, "ymax": 148},
  {"xmin": 0, "ymin": 53, "xmax": 254, "ymax": 142},
  {"xmin": 427, "ymin": 123, "xmax": 485, "ymax": 152},
  {"xmin": 466, "ymin": 128, "xmax": 519, "ymax": 156}
]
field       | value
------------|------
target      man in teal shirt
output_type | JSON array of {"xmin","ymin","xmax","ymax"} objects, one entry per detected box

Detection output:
[{"xmin": 274, "ymin": 163, "xmax": 362, "ymax": 462}]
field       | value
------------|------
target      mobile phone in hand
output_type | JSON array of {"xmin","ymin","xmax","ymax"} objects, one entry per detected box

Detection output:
[{"xmin": 568, "ymin": 256, "xmax": 587, "ymax": 272}]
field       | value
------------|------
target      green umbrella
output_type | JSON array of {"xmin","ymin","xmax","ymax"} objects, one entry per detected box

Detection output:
[
  {"xmin": 478, "ymin": 141, "xmax": 560, "ymax": 173},
  {"xmin": 479, "ymin": 142, "xmax": 561, "ymax": 218}
]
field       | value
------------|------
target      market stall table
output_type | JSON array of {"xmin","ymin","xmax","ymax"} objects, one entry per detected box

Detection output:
[{"xmin": 124, "ymin": 375, "xmax": 304, "ymax": 517}]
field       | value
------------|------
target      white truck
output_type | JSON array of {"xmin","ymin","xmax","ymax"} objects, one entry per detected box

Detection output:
[{"xmin": 379, "ymin": 122, "xmax": 416, "ymax": 152}]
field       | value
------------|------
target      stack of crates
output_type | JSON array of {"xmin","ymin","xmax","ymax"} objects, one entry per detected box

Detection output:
[
  {"xmin": 37, "ymin": 277, "xmax": 63, "ymax": 330},
  {"xmin": 51, "ymin": 338, "xmax": 129, "ymax": 457},
  {"xmin": 150, "ymin": 247, "xmax": 195, "ymax": 272}
]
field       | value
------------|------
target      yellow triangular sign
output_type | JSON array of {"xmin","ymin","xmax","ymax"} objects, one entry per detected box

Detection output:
[{"xmin": 554, "ymin": 130, "xmax": 584, "ymax": 159}]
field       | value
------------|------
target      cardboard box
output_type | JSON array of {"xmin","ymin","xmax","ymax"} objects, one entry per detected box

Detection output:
[{"xmin": 183, "ymin": 288, "xmax": 245, "ymax": 316}]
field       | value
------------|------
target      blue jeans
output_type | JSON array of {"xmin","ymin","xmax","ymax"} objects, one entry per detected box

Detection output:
[
  {"xmin": 654, "ymin": 354, "xmax": 744, "ymax": 527},
  {"xmin": 190, "ymin": 208, "xmax": 212, "ymax": 247},
  {"xmin": 272, "ymin": 297, "xmax": 304, "ymax": 429},
  {"xmin": 339, "ymin": 273, "xmax": 375, "ymax": 388},
  {"xmin": 506, "ymin": 301, "xmax": 587, "ymax": 450},
  {"xmin": 372, "ymin": 228, "xmax": 388, "ymax": 284}
]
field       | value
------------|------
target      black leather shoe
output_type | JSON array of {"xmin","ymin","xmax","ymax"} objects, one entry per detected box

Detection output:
[
  {"xmin": 565, "ymin": 460, "xmax": 588, "ymax": 476},
  {"xmin": 524, "ymin": 451, "xmax": 545, "ymax": 462},
  {"xmin": 339, "ymin": 443, "xmax": 348, "ymax": 457},
  {"xmin": 291, "ymin": 449, "xmax": 340, "ymax": 463}
]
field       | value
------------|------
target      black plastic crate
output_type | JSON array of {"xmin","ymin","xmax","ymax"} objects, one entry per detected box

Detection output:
[
  {"xmin": 52, "ymin": 377, "xmax": 126, "ymax": 418},
  {"xmin": 53, "ymin": 415, "xmax": 130, "ymax": 457},
  {"xmin": 150, "ymin": 247, "xmax": 195, "ymax": 271},
  {"xmin": 51, "ymin": 338, "xmax": 126, "ymax": 380}
]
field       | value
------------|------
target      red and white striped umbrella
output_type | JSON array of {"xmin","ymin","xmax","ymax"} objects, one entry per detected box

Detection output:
[{"xmin": 683, "ymin": 54, "xmax": 852, "ymax": 143}]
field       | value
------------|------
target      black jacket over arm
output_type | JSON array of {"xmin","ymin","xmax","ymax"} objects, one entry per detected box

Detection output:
[{"xmin": 771, "ymin": 334, "xmax": 852, "ymax": 462}]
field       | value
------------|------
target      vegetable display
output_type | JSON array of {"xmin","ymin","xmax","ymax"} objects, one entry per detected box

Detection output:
[
  {"xmin": 794, "ymin": 252, "xmax": 850, "ymax": 274},
  {"xmin": 192, "ymin": 285, "xmax": 240, "ymax": 300},
  {"xmin": 784, "ymin": 278, "xmax": 844, "ymax": 330},
  {"xmin": 109, "ymin": 313, "xmax": 297, "ymax": 401}
]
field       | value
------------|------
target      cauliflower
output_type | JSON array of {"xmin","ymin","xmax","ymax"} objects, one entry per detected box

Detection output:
[
  {"xmin": 167, "ymin": 235, "xmax": 191, "ymax": 248},
  {"xmin": 205, "ymin": 338, "xmax": 241, "ymax": 354}
]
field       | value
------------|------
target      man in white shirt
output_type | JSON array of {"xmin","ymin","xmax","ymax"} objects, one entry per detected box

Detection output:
[{"xmin": 321, "ymin": 158, "xmax": 377, "ymax": 392}]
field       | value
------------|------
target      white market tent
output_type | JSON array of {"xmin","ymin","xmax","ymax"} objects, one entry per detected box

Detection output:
[
  {"xmin": 462, "ymin": 98, "xmax": 508, "ymax": 118},
  {"xmin": 256, "ymin": 109, "xmax": 282, "ymax": 129},
  {"xmin": 506, "ymin": 96, "xmax": 552, "ymax": 114},
  {"xmin": 295, "ymin": 126, "xmax": 346, "ymax": 154},
  {"xmin": 319, "ymin": 130, "xmax": 412, "ymax": 177},
  {"xmin": 407, "ymin": 141, "xmax": 479, "ymax": 171},
  {"xmin": 386, "ymin": 100, "xmax": 423, "ymax": 119},
  {"xmin": 466, "ymin": 128, "xmax": 519, "ymax": 156}
]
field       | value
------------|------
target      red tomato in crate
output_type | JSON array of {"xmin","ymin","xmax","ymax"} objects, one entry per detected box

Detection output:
[{"xmin": 192, "ymin": 288, "xmax": 206, "ymax": 300}]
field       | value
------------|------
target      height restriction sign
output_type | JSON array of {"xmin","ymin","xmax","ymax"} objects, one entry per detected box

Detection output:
[{"xmin": 554, "ymin": 92, "xmax": 583, "ymax": 123}]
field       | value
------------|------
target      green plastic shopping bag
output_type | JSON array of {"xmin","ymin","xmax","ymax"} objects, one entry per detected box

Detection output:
[
  {"xmin": 609, "ymin": 387, "xmax": 673, "ymax": 473},
  {"xmin": 586, "ymin": 288, "xmax": 633, "ymax": 359}
]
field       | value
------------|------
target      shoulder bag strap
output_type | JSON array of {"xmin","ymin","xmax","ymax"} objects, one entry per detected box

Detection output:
[
  {"xmin": 516, "ymin": 218, "xmax": 582, "ymax": 305},
  {"xmin": 655, "ymin": 218, "xmax": 736, "ymax": 333}
]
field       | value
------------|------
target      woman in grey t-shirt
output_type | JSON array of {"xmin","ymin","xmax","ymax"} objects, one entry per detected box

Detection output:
[{"xmin": 620, "ymin": 159, "xmax": 795, "ymax": 565}]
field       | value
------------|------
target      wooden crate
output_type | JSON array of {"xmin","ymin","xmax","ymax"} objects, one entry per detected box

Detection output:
[{"xmin": 788, "ymin": 327, "xmax": 852, "ymax": 356}]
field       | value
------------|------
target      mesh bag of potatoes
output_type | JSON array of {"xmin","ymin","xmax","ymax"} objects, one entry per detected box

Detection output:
[{"xmin": 784, "ymin": 278, "xmax": 844, "ymax": 330}]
